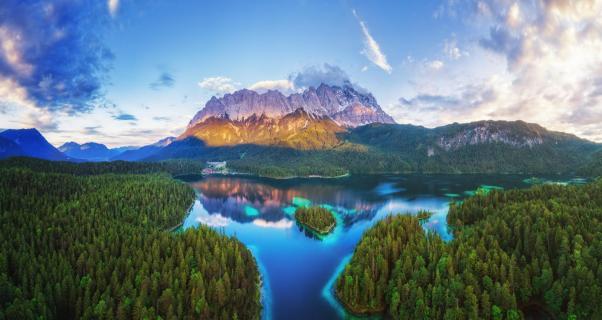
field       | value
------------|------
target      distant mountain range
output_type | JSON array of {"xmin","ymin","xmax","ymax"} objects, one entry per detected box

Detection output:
[
  {"xmin": 111, "ymin": 137, "xmax": 175, "ymax": 161},
  {"xmin": 59, "ymin": 142, "xmax": 136, "ymax": 161},
  {"xmin": 0, "ymin": 129, "xmax": 175, "ymax": 162},
  {"xmin": 0, "ymin": 129, "xmax": 68, "ymax": 161},
  {"xmin": 1, "ymin": 83, "xmax": 601, "ymax": 177}
]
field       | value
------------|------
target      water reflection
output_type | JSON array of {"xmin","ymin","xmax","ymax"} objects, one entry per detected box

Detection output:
[{"xmin": 181, "ymin": 174, "xmax": 559, "ymax": 320}]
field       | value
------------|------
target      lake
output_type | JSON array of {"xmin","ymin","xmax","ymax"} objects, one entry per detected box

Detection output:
[{"xmin": 179, "ymin": 174, "xmax": 583, "ymax": 320}]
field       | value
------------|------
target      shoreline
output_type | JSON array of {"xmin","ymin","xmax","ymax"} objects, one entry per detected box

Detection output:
[
  {"xmin": 297, "ymin": 220, "xmax": 336, "ymax": 236},
  {"xmin": 165, "ymin": 198, "xmax": 195, "ymax": 232},
  {"xmin": 203, "ymin": 171, "xmax": 351, "ymax": 180},
  {"xmin": 199, "ymin": 170, "xmax": 584, "ymax": 181}
]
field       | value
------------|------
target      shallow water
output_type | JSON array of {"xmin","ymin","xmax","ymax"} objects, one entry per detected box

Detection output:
[{"xmin": 180, "ymin": 174, "xmax": 575, "ymax": 320}]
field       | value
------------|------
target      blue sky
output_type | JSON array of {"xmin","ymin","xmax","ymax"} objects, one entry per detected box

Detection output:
[{"xmin": 1, "ymin": 0, "xmax": 602, "ymax": 146}]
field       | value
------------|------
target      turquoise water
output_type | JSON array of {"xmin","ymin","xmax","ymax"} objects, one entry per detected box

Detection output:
[{"xmin": 180, "ymin": 174, "xmax": 578, "ymax": 320}]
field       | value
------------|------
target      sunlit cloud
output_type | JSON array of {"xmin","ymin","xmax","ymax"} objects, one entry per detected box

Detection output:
[
  {"xmin": 198, "ymin": 76, "xmax": 239, "ymax": 94},
  {"xmin": 352, "ymin": 9, "xmax": 392, "ymax": 74},
  {"xmin": 0, "ymin": 75, "xmax": 58, "ymax": 131},
  {"xmin": 394, "ymin": 0, "xmax": 602, "ymax": 142},
  {"xmin": 249, "ymin": 79, "xmax": 294, "ymax": 93}
]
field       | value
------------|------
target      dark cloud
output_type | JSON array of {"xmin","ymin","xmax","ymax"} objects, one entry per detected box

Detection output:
[
  {"xmin": 288, "ymin": 63, "xmax": 369, "ymax": 93},
  {"xmin": 153, "ymin": 116, "xmax": 171, "ymax": 121},
  {"xmin": 113, "ymin": 113, "xmax": 137, "ymax": 121},
  {"xmin": 399, "ymin": 84, "xmax": 497, "ymax": 113},
  {"xmin": 83, "ymin": 126, "xmax": 103, "ymax": 135},
  {"xmin": 479, "ymin": 26, "xmax": 523, "ymax": 67},
  {"xmin": 0, "ymin": 0, "xmax": 112, "ymax": 112},
  {"xmin": 289, "ymin": 64, "xmax": 351, "ymax": 89},
  {"xmin": 149, "ymin": 72, "xmax": 175, "ymax": 90},
  {"xmin": 400, "ymin": 94, "xmax": 461, "ymax": 109}
]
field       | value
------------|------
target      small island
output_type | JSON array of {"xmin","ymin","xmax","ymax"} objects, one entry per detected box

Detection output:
[{"xmin": 295, "ymin": 206, "xmax": 336, "ymax": 236}]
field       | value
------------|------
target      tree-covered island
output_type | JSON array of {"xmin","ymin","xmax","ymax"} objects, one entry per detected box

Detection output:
[{"xmin": 294, "ymin": 206, "xmax": 337, "ymax": 236}]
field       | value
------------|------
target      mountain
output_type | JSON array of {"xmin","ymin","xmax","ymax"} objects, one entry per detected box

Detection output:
[
  {"xmin": 0, "ymin": 129, "xmax": 68, "ymax": 161},
  {"xmin": 345, "ymin": 120, "xmax": 600, "ymax": 174},
  {"xmin": 0, "ymin": 136, "xmax": 24, "ymax": 159},
  {"xmin": 110, "ymin": 137, "xmax": 176, "ymax": 161},
  {"xmin": 151, "ymin": 116, "xmax": 601, "ymax": 177},
  {"xmin": 188, "ymin": 82, "xmax": 395, "ymax": 128},
  {"xmin": 59, "ymin": 142, "xmax": 126, "ymax": 161},
  {"xmin": 181, "ymin": 108, "xmax": 345, "ymax": 150}
]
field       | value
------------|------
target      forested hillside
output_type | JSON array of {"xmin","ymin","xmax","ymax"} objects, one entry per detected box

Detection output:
[
  {"xmin": 336, "ymin": 180, "xmax": 602, "ymax": 319},
  {"xmin": 148, "ymin": 121, "xmax": 601, "ymax": 178},
  {"xmin": 577, "ymin": 151, "xmax": 602, "ymax": 177},
  {"xmin": 0, "ymin": 165, "xmax": 261, "ymax": 319},
  {"xmin": 0, "ymin": 157, "xmax": 204, "ymax": 176}
]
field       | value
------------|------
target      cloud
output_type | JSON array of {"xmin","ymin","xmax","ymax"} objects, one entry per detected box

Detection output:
[
  {"xmin": 289, "ymin": 64, "xmax": 351, "ymax": 89},
  {"xmin": 0, "ymin": 1, "xmax": 112, "ymax": 114},
  {"xmin": 83, "ymin": 126, "xmax": 103, "ymax": 136},
  {"xmin": 196, "ymin": 213, "xmax": 231, "ymax": 227},
  {"xmin": 198, "ymin": 76, "xmax": 239, "ymax": 94},
  {"xmin": 153, "ymin": 116, "xmax": 171, "ymax": 121},
  {"xmin": 426, "ymin": 60, "xmax": 444, "ymax": 70},
  {"xmin": 352, "ymin": 9, "xmax": 392, "ymax": 74},
  {"xmin": 394, "ymin": 81, "xmax": 499, "ymax": 127},
  {"xmin": 149, "ymin": 72, "xmax": 175, "ymax": 90},
  {"xmin": 0, "ymin": 75, "xmax": 59, "ymax": 131},
  {"xmin": 108, "ymin": 0, "xmax": 119, "ymax": 17},
  {"xmin": 252, "ymin": 218, "xmax": 293, "ymax": 229},
  {"xmin": 397, "ymin": 0, "xmax": 602, "ymax": 142},
  {"xmin": 443, "ymin": 37, "xmax": 467, "ymax": 60},
  {"xmin": 243, "ymin": 64, "xmax": 367, "ymax": 95},
  {"xmin": 113, "ymin": 113, "xmax": 137, "ymax": 121},
  {"xmin": 248, "ymin": 79, "xmax": 294, "ymax": 93}
]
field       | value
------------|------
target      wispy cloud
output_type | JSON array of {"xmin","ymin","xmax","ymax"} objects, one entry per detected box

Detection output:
[
  {"xmin": 426, "ymin": 60, "xmax": 444, "ymax": 70},
  {"xmin": 443, "ymin": 37, "xmax": 467, "ymax": 60},
  {"xmin": 198, "ymin": 76, "xmax": 239, "ymax": 94},
  {"xmin": 83, "ymin": 126, "xmax": 103, "ymax": 136},
  {"xmin": 113, "ymin": 113, "xmax": 137, "ymax": 121},
  {"xmin": 149, "ymin": 72, "xmax": 175, "ymax": 90},
  {"xmin": 352, "ymin": 9, "xmax": 392, "ymax": 74}
]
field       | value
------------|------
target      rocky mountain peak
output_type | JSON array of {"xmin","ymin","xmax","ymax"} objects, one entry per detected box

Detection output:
[
  {"xmin": 435, "ymin": 120, "xmax": 551, "ymax": 151},
  {"xmin": 188, "ymin": 83, "xmax": 395, "ymax": 128}
]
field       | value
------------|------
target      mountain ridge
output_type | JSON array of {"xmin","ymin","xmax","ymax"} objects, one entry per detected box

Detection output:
[
  {"xmin": 149, "ymin": 114, "xmax": 602, "ymax": 177},
  {"xmin": 181, "ymin": 108, "xmax": 345, "ymax": 150},
  {"xmin": 110, "ymin": 137, "xmax": 176, "ymax": 161},
  {"xmin": 188, "ymin": 82, "xmax": 395, "ymax": 129},
  {"xmin": 59, "ymin": 142, "xmax": 122, "ymax": 161},
  {"xmin": 0, "ymin": 128, "xmax": 68, "ymax": 161}
]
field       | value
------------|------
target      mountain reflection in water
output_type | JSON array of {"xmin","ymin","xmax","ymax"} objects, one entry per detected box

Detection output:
[{"xmin": 181, "ymin": 174, "xmax": 563, "ymax": 320}]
